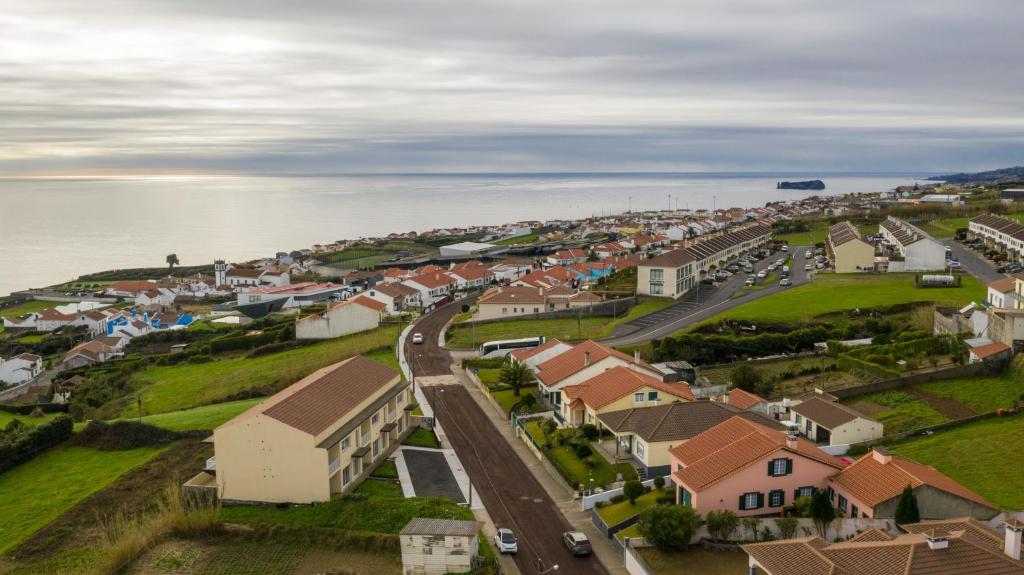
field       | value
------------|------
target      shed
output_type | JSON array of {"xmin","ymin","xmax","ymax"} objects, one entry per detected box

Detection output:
[{"xmin": 400, "ymin": 518, "xmax": 482, "ymax": 575}]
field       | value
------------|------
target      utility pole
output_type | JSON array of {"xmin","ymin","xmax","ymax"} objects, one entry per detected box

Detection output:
[{"xmin": 628, "ymin": 195, "xmax": 633, "ymax": 213}]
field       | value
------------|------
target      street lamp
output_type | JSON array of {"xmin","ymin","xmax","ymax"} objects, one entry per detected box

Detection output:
[{"xmin": 536, "ymin": 557, "xmax": 559, "ymax": 574}]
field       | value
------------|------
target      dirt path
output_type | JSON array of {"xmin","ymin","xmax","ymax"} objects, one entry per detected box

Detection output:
[{"xmin": 904, "ymin": 387, "xmax": 977, "ymax": 419}]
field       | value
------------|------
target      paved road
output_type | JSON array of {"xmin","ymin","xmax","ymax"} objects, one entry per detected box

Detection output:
[
  {"xmin": 406, "ymin": 300, "xmax": 606, "ymax": 575},
  {"xmin": 943, "ymin": 239, "xmax": 1003, "ymax": 285},
  {"xmin": 604, "ymin": 247, "xmax": 814, "ymax": 346}
]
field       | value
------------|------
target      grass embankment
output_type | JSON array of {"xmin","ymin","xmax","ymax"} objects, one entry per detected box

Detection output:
[
  {"xmin": 0, "ymin": 411, "xmax": 64, "ymax": 428},
  {"xmin": 916, "ymin": 374, "xmax": 1024, "ymax": 414},
  {"xmin": 846, "ymin": 391, "xmax": 948, "ymax": 434},
  {"xmin": 121, "ymin": 327, "xmax": 396, "ymax": 418},
  {"xmin": 494, "ymin": 232, "xmax": 541, "ymax": 246},
  {"xmin": 775, "ymin": 222, "xmax": 875, "ymax": 247},
  {"xmin": 220, "ymin": 492, "xmax": 473, "ymax": 534},
  {"xmin": 402, "ymin": 427, "xmax": 441, "ymax": 449},
  {"xmin": 446, "ymin": 299, "xmax": 671, "ymax": 348},
  {"xmin": 0, "ymin": 445, "xmax": 163, "ymax": 555},
  {"xmin": 596, "ymin": 489, "xmax": 664, "ymax": 526},
  {"xmin": 709, "ymin": 273, "xmax": 984, "ymax": 324},
  {"xmin": 888, "ymin": 415, "xmax": 1024, "ymax": 509},
  {"xmin": 0, "ymin": 300, "xmax": 59, "ymax": 334},
  {"xmin": 134, "ymin": 398, "xmax": 263, "ymax": 431}
]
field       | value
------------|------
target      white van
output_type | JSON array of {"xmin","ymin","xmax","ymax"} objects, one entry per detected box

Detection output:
[{"xmin": 782, "ymin": 265, "xmax": 790, "ymax": 274}]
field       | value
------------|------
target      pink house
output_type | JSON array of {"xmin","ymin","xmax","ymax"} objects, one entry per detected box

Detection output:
[{"xmin": 669, "ymin": 416, "xmax": 845, "ymax": 517}]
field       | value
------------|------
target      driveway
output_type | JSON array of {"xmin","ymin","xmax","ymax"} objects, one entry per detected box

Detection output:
[
  {"xmin": 399, "ymin": 447, "xmax": 466, "ymax": 503},
  {"xmin": 605, "ymin": 247, "xmax": 814, "ymax": 345}
]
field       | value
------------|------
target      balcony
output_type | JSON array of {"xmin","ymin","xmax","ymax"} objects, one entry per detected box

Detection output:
[
  {"xmin": 360, "ymin": 432, "xmax": 370, "ymax": 447},
  {"xmin": 328, "ymin": 458, "xmax": 341, "ymax": 475}
]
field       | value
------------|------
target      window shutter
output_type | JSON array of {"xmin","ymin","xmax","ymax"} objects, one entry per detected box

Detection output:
[
  {"xmin": 785, "ymin": 458, "xmax": 793, "ymax": 475},
  {"xmin": 777, "ymin": 490, "xmax": 785, "ymax": 507},
  {"xmin": 756, "ymin": 492, "xmax": 765, "ymax": 509},
  {"xmin": 794, "ymin": 488, "xmax": 800, "ymax": 501},
  {"xmin": 767, "ymin": 460, "xmax": 775, "ymax": 477},
  {"xmin": 738, "ymin": 495, "xmax": 746, "ymax": 510}
]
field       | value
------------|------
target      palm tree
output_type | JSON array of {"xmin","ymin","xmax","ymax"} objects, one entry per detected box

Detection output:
[{"xmin": 500, "ymin": 358, "xmax": 534, "ymax": 397}]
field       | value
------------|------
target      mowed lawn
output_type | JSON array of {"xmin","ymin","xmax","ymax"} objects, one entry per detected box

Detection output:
[
  {"xmin": 889, "ymin": 415, "xmax": 1024, "ymax": 509},
  {"xmin": 713, "ymin": 273, "xmax": 984, "ymax": 323},
  {"xmin": 0, "ymin": 300, "xmax": 58, "ymax": 333},
  {"xmin": 0, "ymin": 445, "xmax": 163, "ymax": 555},
  {"xmin": 446, "ymin": 299, "xmax": 671, "ymax": 349},
  {"xmin": 122, "ymin": 327, "xmax": 397, "ymax": 417},
  {"xmin": 134, "ymin": 398, "xmax": 263, "ymax": 431}
]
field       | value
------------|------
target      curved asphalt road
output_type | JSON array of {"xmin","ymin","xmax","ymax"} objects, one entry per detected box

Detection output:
[{"xmin": 604, "ymin": 247, "xmax": 814, "ymax": 346}]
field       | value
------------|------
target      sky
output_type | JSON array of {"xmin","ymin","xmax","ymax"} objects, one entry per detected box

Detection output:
[{"xmin": 1, "ymin": 0, "xmax": 1023, "ymax": 175}]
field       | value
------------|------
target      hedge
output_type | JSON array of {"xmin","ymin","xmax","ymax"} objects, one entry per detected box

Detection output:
[
  {"xmin": 0, "ymin": 403, "xmax": 69, "ymax": 415},
  {"xmin": 0, "ymin": 415, "xmax": 74, "ymax": 475}
]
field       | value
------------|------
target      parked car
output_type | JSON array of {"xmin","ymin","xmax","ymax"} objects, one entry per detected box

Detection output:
[
  {"xmin": 757, "ymin": 270, "xmax": 768, "ymax": 279},
  {"xmin": 805, "ymin": 251, "xmax": 812, "ymax": 259},
  {"xmin": 779, "ymin": 278, "xmax": 792, "ymax": 286},
  {"xmin": 781, "ymin": 245, "xmax": 788, "ymax": 252},
  {"xmin": 948, "ymin": 260, "xmax": 961, "ymax": 269},
  {"xmin": 816, "ymin": 262, "xmax": 825, "ymax": 269},
  {"xmin": 494, "ymin": 528, "xmax": 518, "ymax": 554},
  {"xmin": 804, "ymin": 264, "xmax": 812, "ymax": 271},
  {"xmin": 745, "ymin": 278, "xmax": 755, "ymax": 286},
  {"xmin": 412, "ymin": 333, "xmax": 424, "ymax": 344},
  {"xmin": 563, "ymin": 531, "xmax": 593, "ymax": 556}
]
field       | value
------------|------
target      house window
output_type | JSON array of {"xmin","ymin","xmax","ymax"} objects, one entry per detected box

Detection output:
[
  {"xmin": 502, "ymin": 307, "xmax": 508, "ymax": 314},
  {"xmin": 533, "ymin": 307, "xmax": 539, "ymax": 313},
  {"xmin": 851, "ymin": 504, "xmax": 859, "ymax": 518},
  {"xmin": 768, "ymin": 458, "xmax": 792, "ymax": 477},
  {"xmin": 647, "ymin": 391, "xmax": 658, "ymax": 401},
  {"xmin": 650, "ymin": 269, "xmax": 664, "ymax": 281},
  {"xmin": 649, "ymin": 283, "xmax": 663, "ymax": 295},
  {"xmin": 634, "ymin": 392, "xmax": 644, "ymax": 403},
  {"xmin": 342, "ymin": 464, "xmax": 351, "ymax": 485},
  {"xmin": 739, "ymin": 492, "xmax": 763, "ymax": 511},
  {"xmin": 681, "ymin": 488, "xmax": 692, "ymax": 506},
  {"xmin": 373, "ymin": 438, "xmax": 381, "ymax": 458},
  {"xmin": 838, "ymin": 495, "xmax": 848, "ymax": 513},
  {"xmin": 827, "ymin": 487, "xmax": 834, "ymax": 502},
  {"xmin": 371, "ymin": 413, "xmax": 380, "ymax": 426},
  {"xmin": 635, "ymin": 441, "xmax": 645, "ymax": 459},
  {"xmin": 794, "ymin": 414, "xmax": 802, "ymax": 425},
  {"xmin": 341, "ymin": 436, "xmax": 351, "ymax": 451},
  {"xmin": 769, "ymin": 489, "xmax": 785, "ymax": 508},
  {"xmin": 796, "ymin": 486, "xmax": 815, "ymax": 499}
]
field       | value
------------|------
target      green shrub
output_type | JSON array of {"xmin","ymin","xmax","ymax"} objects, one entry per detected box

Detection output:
[
  {"xmin": 72, "ymin": 420, "xmax": 181, "ymax": 451},
  {"xmin": 623, "ymin": 480, "xmax": 645, "ymax": 504},
  {"xmin": 575, "ymin": 443, "xmax": 593, "ymax": 459},
  {"xmin": 580, "ymin": 424, "xmax": 599, "ymax": 441},
  {"xmin": 0, "ymin": 415, "xmax": 73, "ymax": 474}
]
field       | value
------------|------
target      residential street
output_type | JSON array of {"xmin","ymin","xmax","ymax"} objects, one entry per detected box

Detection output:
[
  {"xmin": 604, "ymin": 246, "xmax": 813, "ymax": 345},
  {"xmin": 405, "ymin": 300, "xmax": 610, "ymax": 575},
  {"xmin": 942, "ymin": 239, "xmax": 1003, "ymax": 285}
]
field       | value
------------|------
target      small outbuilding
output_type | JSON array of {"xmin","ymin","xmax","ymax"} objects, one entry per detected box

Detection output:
[{"xmin": 400, "ymin": 518, "xmax": 482, "ymax": 575}]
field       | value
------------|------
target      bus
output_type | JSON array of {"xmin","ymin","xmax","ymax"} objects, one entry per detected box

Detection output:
[{"xmin": 479, "ymin": 337, "xmax": 546, "ymax": 359}]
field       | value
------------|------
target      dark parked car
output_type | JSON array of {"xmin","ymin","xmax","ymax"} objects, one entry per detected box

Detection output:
[{"xmin": 563, "ymin": 531, "xmax": 592, "ymax": 556}]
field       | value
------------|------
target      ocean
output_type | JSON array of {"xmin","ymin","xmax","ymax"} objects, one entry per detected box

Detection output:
[{"xmin": 0, "ymin": 172, "xmax": 931, "ymax": 296}]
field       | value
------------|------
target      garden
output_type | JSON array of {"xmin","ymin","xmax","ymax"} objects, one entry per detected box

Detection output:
[{"xmin": 523, "ymin": 420, "xmax": 637, "ymax": 488}]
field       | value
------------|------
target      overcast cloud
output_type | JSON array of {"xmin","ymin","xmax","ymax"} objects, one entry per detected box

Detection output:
[{"xmin": 1, "ymin": 0, "xmax": 1022, "ymax": 174}]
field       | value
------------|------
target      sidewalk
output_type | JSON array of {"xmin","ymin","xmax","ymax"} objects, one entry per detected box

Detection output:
[{"xmin": 448, "ymin": 360, "xmax": 629, "ymax": 575}]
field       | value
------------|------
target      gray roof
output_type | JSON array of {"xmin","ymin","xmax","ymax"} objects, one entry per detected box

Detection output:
[
  {"xmin": 598, "ymin": 400, "xmax": 782, "ymax": 443},
  {"xmin": 792, "ymin": 396, "xmax": 876, "ymax": 429},
  {"xmin": 401, "ymin": 518, "xmax": 481, "ymax": 537}
]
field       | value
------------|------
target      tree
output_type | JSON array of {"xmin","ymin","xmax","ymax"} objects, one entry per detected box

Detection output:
[
  {"xmin": 730, "ymin": 364, "xmax": 763, "ymax": 393},
  {"xmin": 499, "ymin": 359, "xmax": 534, "ymax": 397},
  {"xmin": 636, "ymin": 505, "xmax": 703, "ymax": 552},
  {"xmin": 623, "ymin": 480, "xmax": 645, "ymax": 504},
  {"xmin": 165, "ymin": 253, "xmax": 180, "ymax": 269},
  {"xmin": 895, "ymin": 485, "xmax": 920, "ymax": 525},
  {"xmin": 774, "ymin": 517, "xmax": 799, "ymax": 540},
  {"xmin": 653, "ymin": 475, "xmax": 665, "ymax": 491},
  {"xmin": 580, "ymin": 423, "xmax": 600, "ymax": 441},
  {"xmin": 705, "ymin": 510, "xmax": 739, "ymax": 542},
  {"xmin": 742, "ymin": 516, "xmax": 762, "ymax": 542},
  {"xmin": 810, "ymin": 490, "xmax": 836, "ymax": 538}
]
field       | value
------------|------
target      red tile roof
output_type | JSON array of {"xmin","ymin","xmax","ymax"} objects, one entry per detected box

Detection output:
[
  {"xmin": 510, "ymin": 339, "xmax": 571, "ymax": 362},
  {"xmin": 728, "ymin": 388, "xmax": 767, "ymax": 410},
  {"xmin": 567, "ymin": 366, "xmax": 694, "ymax": 410},
  {"xmin": 534, "ymin": 340, "xmax": 654, "ymax": 387},
  {"xmin": 829, "ymin": 450, "xmax": 994, "ymax": 509},
  {"xmin": 406, "ymin": 272, "xmax": 457, "ymax": 289},
  {"xmin": 970, "ymin": 341, "xmax": 1011, "ymax": 360}
]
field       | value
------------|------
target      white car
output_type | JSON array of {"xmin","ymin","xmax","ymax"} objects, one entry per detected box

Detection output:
[
  {"xmin": 805, "ymin": 251, "xmax": 812, "ymax": 259},
  {"xmin": 779, "ymin": 278, "xmax": 792, "ymax": 287},
  {"xmin": 948, "ymin": 260, "xmax": 962, "ymax": 269},
  {"xmin": 804, "ymin": 264, "xmax": 812, "ymax": 271},
  {"xmin": 745, "ymin": 278, "xmax": 755, "ymax": 286},
  {"xmin": 781, "ymin": 245, "xmax": 788, "ymax": 252},
  {"xmin": 757, "ymin": 271, "xmax": 767, "ymax": 279},
  {"xmin": 412, "ymin": 333, "xmax": 424, "ymax": 344},
  {"xmin": 494, "ymin": 528, "xmax": 518, "ymax": 554}
]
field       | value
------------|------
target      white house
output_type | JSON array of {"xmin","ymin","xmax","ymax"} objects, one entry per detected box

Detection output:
[
  {"xmin": 134, "ymin": 288, "xmax": 177, "ymax": 308},
  {"xmin": 447, "ymin": 264, "xmax": 495, "ymax": 289},
  {"xmin": 878, "ymin": 216, "xmax": 947, "ymax": 272},
  {"xmin": 363, "ymin": 283, "xmax": 421, "ymax": 314},
  {"xmin": 400, "ymin": 518, "xmax": 482, "ymax": 575},
  {"xmin": 402, "ymin": 272, "xmax": 457, "ymax": 310},
  {"xmin": 296, "ymin": 296, "xmax": 384, "ymax": 340},
  {"xmin": 0, "ymin": 353, "xmax": 44, "ymax": 385},
  {"xmin": 546, "ymin": 249, "xmax": 588, "ymax": 266},
  {"xmin": 987, "ymin": 276, "xmax": 1018, "ymax": 308}
]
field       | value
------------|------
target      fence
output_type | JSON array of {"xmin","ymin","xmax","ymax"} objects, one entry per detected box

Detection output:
[
  {"xmin": 828, "ymin": 362, "xmax": 990, "ymax": 399},
  {"xmin": 623, "ymin": 539, "xmax": 655, "ymax": 575}
]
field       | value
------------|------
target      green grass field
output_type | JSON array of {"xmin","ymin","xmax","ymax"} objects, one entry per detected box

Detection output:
[
  {"xmin": 596, "ymin": 489, "xmax": 664, "ymax": 526},
  {"xmin": 402, "ymin": 427, "xmax": 440, "ymax": 449},
  {"xmin": 121, "ymin": 327, "xmax": 397, "ymax": 418},
  {"xmin": 494, "ymin": 232, "xmax": 541, "ymax": 246},
  {"xmin": 490, "ymin": 387, "xmax": 535, "ymax": 414},
  {"xmin": 133, "ymin": 398, "xmax": 264, "ymax": 431},
  {"xmin": 710, "ymin": 273, "xmax": 984, "ymax": 324},
  {"xmin": 446, "ymin": 299, "xmax": 671, "ymax": 348},
  {"xmin": 637, "ymin": 547, "xmax": 749, "ymax": 575},
  {"xmin": 915, "ymin": 374, "xmax": 1024, "ymax": 413},
  {"xmin": 888, "ymin": 415, "xmax": 1024, "ymax": 509},
  {"xmin": 0, "ymin": 445, "xmax": 163, "ymax": 555},
  {"xmin": 775, "ymin": 222, "xmax": 875, "ymax": 247},
  {"xmin": 524, "ymin": 421, "xmax": 636, "ymax": 488},
  {"xmin": 0, "ymin": 411, "xmax": 64, "ymax": 429}
]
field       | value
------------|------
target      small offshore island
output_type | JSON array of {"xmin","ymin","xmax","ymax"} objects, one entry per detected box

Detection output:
[{"xmin": 777, "ymin": 179, "xmax": 826, "ymax": 190}]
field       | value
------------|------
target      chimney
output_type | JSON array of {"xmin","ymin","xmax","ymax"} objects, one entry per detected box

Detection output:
[
  {"xmin": 584, "ymin": 351, "xmax": 591, "ymax": 367},
  {"xmin": 872, "ymin": 447, "xmax": 893, "ymax": 465},
  {"xmin": 786, "ymin": 433, "xmax": 798, "ymax": 449},
  {"xmin": 1005, "ymin": 519, "xmax": 1024, "ymax": 560},
  {"xmin": 925, "ymin": 530, "xmax": 949, "ymax": 551}
]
